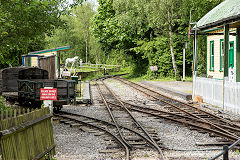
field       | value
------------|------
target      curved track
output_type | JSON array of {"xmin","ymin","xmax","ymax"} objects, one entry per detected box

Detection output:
[
  {"xmin": 55, "ymin": 110, "xmax": 163, "ymax": 160},
  {"xmin": 95, "ymin": 79, "xmax": 165, "ymax": 160},
  {"xmin": 114, "ymin": 77, "xmax": 240, "ymax": 142},
  {"xmin": 55, "ymin": 111, "xmax": 128, "ymax": 156}
]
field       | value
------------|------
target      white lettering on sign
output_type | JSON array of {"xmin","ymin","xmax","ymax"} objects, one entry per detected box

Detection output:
[{"xmin": 40, "ymin": 88, "xmax": 57, "ymax": 100}]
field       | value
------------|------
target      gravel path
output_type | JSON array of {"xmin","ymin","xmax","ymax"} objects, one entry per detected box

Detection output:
[
  {"xmin": 53, "ymin": 78, "xmax": 240, "ymax": 160},
  {"xmin": 54, "ymin": 123, "xmax": 105, "ymax": 160},
  {"xmin": 141, "ymin": 81, "xmax": 192, "ymax": 94}
]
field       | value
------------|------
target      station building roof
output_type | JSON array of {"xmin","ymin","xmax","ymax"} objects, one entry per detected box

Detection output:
[
  {"xmin": 194, "ymin": 0, "xmax": 240, "ymax": 31},
  {"xmin": 28, "ymin": 46, "xmax": 70, "ymax": 55}
]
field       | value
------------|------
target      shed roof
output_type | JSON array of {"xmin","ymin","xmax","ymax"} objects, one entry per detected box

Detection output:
[
  {"xmin": 195, "ymin": 0, "xmax": 240, "ymax": 30},
  {"xmin": 28, "ymin": 46, "xmax": 70, "ymax": 55}
]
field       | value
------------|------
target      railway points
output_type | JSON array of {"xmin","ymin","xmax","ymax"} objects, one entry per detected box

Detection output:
[
  {"xmin": 1, "ymin": 68, "xmax": 240, "ymax": 159},
  {"xmin": 52, "ymin": 75, "xmax": 240, "ymax": 159}
]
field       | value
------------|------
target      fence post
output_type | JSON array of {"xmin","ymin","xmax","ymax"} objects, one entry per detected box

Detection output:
[{"xmin": 223, "ymin": 145, "xmax": 229, "ymax": 160}]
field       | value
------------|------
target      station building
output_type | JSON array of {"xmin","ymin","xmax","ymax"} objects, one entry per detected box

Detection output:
[
  {"xmin": 192, "ymin": 0, "xmax": 240, "ymax": 114},
  {"xmin": 22, "ymin": 46, "xmax": 70, "ymax": 79}
]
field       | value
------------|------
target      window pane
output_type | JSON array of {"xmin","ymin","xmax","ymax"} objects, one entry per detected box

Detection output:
[
  {"xmin": 210, "ymin": 41, "xmax": 214, "ymax": 70},
  {"xmin": 221, "ymin": 41, "xmax": 223, "ymax": 70}
]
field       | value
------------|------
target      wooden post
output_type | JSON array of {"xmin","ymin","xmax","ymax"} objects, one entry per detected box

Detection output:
[
  {"xmin": 6, "ymin": 110, "xmax": 8, "ymax": 119},
  {"xmin": 58, "ymin": 51, "xmax": 61, "ymax": 79},
  {"xmin": 224, "ymin": 24, "xmax": 229, "ymax": 77},
  {"xmin": 9, "ymin": 109, "xmax": 12, "ymax": 119},
  {"xmin": 223, "ymin": 24, "xmax": 229, "ymax": 110},
  {"xmin": 236, "ymin": 27, "xmax": 240, "ymax": 82},
  {"xmin": 14, "ymin": 110, "xmax": 17, "ymax": 118},
  {"xmin": 223, "ymin": 145, "xmax": 229, "ymax": 160},
  {"xmin": 79, "ymin": 75, "xmax": 82, "ymax": 97},
  {"xmin": 0, "ymin": 108, "xmax": 55, "ymax": 160},
  {"xmin": 1, "ymin": 111, "xmax": 3, "ymax": 120}
]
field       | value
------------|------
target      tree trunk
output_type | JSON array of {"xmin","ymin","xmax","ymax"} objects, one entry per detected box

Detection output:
[
  {"xmin": 85, "ymin": 31, "xmax": 88, "ymax": 63},
  {"xmin": 167, "ymin": 5, "xmax": 181, "ymax": 81}
]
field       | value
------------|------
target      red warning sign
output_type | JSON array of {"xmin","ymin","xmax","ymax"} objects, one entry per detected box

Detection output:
[{"xmin": 40, "ymin": 88, "xmax": 57, "ymax": 100}]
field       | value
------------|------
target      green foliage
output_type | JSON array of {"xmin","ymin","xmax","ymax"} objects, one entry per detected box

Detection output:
[
  {"xmin": 91, "ymin": 0, "xmax": 118, "ymax": 52},
  {"xmin": 91, "ymin": 0, "xmax": 223, "ymax": 79},
  {"xmin": 0, "ymin": 0, "xmax": 86, "ymax": 69},
  {"xmin": 46, "ymin": 2, "xmax": 106, "ymax": 64},
  {"xmin": 0, "ymin": 0, "xmax": 225, "ymax": 81},
  {"xmin": 45, "ymin": 13, "xmax": 86, "ymax": 62},
  {"xmin": 123, "ymin": 72, "xmax": 192, "ymax": 82},
  {"xmin": 0, "ymin": 96, "xmax": 11, "ymax": 112}
]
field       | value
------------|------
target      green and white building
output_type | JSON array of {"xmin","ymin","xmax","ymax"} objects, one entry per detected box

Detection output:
[
  {"xmin": 192, "ymin": 0, "xmax": 240, "ymax": 113},
  {"xmin": 22, "ymin": 46, "xmax": 70, "ymax": 79}
]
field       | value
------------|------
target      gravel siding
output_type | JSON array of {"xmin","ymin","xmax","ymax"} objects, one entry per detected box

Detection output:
[
  {"xmin": 141, "ymin": 81, "xmax": 192, "ymax": 94},
  {"xmin": 53, "ymin": 78, "xmax": 240, "ymax": 160}
]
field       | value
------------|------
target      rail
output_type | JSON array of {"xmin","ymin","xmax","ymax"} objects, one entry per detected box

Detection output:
[
  {"xmin": 56, "ymin": 113, "xmax": 129, "ymax": 160},
  {"xmin": 96, "ymin": 81, "xmax": 131, "ymax": 160},
  {"xmin": 115, "ymin": 77, "xmax": 240, "ymax": 141},
  {"xmin": 101, "ymin": 80, "xmax": 165, "ymax": 160},
  {"xmin": 95, "ymin": 80, "xmax": 165, "ymax": 160},
  {"xmin": 210, "ymin": 138, "xmax": 240, "ymax": 160}
]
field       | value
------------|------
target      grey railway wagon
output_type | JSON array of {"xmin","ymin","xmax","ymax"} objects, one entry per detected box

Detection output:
[
  {"xmin": 18, "ymin": 79, "xmax": 75, "ymax": 108},
  {"xmin": 0, "ymin": 67, "xmax": 48, "ymax": 93},
  {"xmin": 0, "ymin": 67, "xmax": 76, "ymax": 110}
]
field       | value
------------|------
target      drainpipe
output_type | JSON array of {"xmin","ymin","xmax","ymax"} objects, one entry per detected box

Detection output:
[{"xmin": 194, "ymin": 28, "xmax": 198, "ymax": 100}]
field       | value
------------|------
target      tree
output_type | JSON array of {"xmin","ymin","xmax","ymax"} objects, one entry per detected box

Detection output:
[
  {"xmin": 46, "ymin": 2, "xmax": 105, "ymax": 64},
  {"xmin": 91, "ymin": 0, "xmax": 119, "ymax": 52},
  {"xmin": 92, "ymin": 0, "xmax": 152, "ymax": 74},
  {"xmin": 0, "ymin": 0, "xmax": 85, "ymax": 68},
  {"xmin": 165, "ymin": 0, "xmax": 181, "ymax": 80},
  {"xmin": 73, "ymin": 3, "xmax": 95, "ymax": 63}
]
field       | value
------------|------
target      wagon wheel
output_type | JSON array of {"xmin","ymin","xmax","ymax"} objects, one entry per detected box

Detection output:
[
  {"xmin": 53, "ymin": 105, "xmax": 62, "ymax": 113},
  {"xmin": 31, "ymin": 100, "xmax": 42, "ymax": 109},
  {"xmin": 18, "ymin": 97, "xmax": 26, "ymax": 106},
  {"xmin": 6, "ymin": 97, "xmax": 16, "ymax": 105}
]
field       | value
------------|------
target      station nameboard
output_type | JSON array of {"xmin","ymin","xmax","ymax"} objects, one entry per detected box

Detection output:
[{"xmin": 40, "ymin": 88, "xmax": 57, "ymax": 100}]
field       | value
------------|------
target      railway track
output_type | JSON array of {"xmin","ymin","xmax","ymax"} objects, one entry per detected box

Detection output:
[
  {"xmin": 55, "ymin": 111, "xmax": 127, "ymax": 155},
  {"xmin": 95, "ymin": 80, "xmax": 165, "ymax": 160},
  {"xmin": 114, "ymin": 77, "xmax": 240, "ymax": 142},
  {"xmin": 55, "ymin": 110, "xmax": 163, "ymax": 160}
]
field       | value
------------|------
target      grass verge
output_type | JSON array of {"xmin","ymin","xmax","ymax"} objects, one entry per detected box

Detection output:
[{"xmin": 123, "ymin": 74, "xmax": 193, "ymax": 82}]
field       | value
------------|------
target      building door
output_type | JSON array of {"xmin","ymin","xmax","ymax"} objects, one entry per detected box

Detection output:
[
  {"xmin": 39, "ymin": 55, "xmax": 56, "ymax": 79},
  {"xmin": 229, "ymin": 41, "xmax": 234, "ymax": 68},
  {"xmin": 24, "ymin": 57, "xmax": 31, "ymax": 67}
]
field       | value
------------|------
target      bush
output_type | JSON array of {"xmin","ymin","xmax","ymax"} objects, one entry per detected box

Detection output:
[{"xmin": 0, "ymin": 96, "xmax": 11, "ymax": 112}]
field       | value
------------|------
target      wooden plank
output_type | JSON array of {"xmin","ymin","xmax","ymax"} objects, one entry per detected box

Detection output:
[
  {"xmin": 0, "ymin": 114, "xmax": 52, "ymax": 138},
  {"xmin": 0, "ymin": 108, "xmax": 55, "ymax": 160},
  {"xmin": 39, "ymin": 55, "xmax": 55, "ymax": 79},
  {"xmin": 33, "ymin": 144, "xmax": 56, "ymax": 160}
]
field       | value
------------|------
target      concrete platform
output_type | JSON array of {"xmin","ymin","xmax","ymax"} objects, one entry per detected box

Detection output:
[
  {"xmin": 76, "ymin": 81, "xmax": 92, "ymax": 104},
  {"xmin": 140, "ymin": 81, "xmax": 192, "ymax": 101}
]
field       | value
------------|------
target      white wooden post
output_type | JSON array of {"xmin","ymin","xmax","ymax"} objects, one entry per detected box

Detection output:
[
  {"xmin": 43, "ymin": 87, "xmax": 53, "ymax": 114},
  {"xmin": 183, "ymin": 48, "xmax": 186, "ymax": 82}
]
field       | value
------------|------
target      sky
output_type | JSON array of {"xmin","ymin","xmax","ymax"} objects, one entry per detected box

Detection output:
[{"xmin": 68, "ymin": 0, "xmax": 99, "ymax": 11}]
